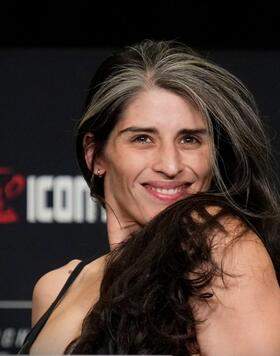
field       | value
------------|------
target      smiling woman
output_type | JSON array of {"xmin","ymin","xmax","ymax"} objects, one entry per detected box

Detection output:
[
  {"xmin": 83, "ymin": 88, "xmax": 212, "ymax": 236},
  {"xmin": 18, "ymin": 40, "xmax": 280, "ymax": 355}
]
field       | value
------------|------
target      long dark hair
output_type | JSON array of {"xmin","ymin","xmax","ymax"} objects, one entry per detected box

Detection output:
[
  {"xmin": 65, "ymin": 193, "xmax": 278, "ymax": 354},
  {"xmin": 68, "ymin": 40, "xmax": 280, "ymax": 354}
]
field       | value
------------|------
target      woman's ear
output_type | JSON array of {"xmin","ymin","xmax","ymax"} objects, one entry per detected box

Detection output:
[
  {"xmin": 83, "ymin": 133, "xmax": 106, "ymax": 175},
  {"xmin": 83, "ymin": 133, "xmax": 95, "ymax": 172}
]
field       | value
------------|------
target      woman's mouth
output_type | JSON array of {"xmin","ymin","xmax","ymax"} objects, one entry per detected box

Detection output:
[{"xmin": 143, "ymin": 182, "xmax": 192, "ymax": 203}]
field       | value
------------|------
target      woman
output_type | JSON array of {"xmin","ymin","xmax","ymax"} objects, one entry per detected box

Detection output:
[{"xmin": 19, "ymin": 40, "xmax": 280, "ymax": 355}]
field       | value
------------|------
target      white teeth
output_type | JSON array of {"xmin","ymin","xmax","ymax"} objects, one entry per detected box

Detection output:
[{"xmin": 150, "ymin": 186, "xmax": 183, "ymax": 195}]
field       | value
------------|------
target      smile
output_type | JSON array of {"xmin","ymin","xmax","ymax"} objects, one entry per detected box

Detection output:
[
  {"xmin": 143, "ymin": 182, "xmax": 192, "ymax": 203},
  {"xmin": 150, "ymin": 186, "xmax": 184, "ymax": 195}
]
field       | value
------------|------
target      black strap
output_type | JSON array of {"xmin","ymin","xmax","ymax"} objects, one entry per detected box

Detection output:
[{"xmin": 18, "ymin": 255, "xmax": 99, "ymax": 354}]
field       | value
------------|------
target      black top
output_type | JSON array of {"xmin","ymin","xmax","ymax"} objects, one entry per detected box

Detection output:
[{"xmin": 18, "ymin": 255, "xmax": 100, "ymax": 354}]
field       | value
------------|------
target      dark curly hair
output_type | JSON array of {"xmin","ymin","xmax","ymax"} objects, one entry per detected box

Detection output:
[{"xmin": 65, "ymin": 193, "xmax": 279, "ymax": 354}]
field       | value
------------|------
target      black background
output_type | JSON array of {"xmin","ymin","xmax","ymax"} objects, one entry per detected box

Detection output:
[
  {"xmin": 0, "ymin": 2, "xmax": 279, "ymax": 49},
  {"xmin": 1, "ymin": 2, "xmax": 280, "ymax": 353}
]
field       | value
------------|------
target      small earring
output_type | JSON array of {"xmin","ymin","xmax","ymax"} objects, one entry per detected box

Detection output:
[{"xmin": 97, "ymin": 168, "xmax": 103, "ymax": 178}]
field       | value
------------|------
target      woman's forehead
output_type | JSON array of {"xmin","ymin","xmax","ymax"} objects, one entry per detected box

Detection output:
[{"xmin": 115, "ymin": 88, "xmax": 207, "ymax": 130}]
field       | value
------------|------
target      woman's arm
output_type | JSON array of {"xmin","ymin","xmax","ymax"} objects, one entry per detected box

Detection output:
[
  {"xmin": 31, "ymin": 259, "xmax": 81, "ymax": 326},
  {"xmin": 191, "ymin": 217, "xmax": 280, "ymax": 356}
]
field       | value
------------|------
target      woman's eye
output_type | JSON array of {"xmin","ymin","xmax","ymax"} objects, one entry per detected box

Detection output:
[
  {"xmin": 132, "ymin": 135, "xmax": 152, "ymax": 144},
  {"xmin": 180, "ymin": 135, "xmax": 199, "ymax": 144}
]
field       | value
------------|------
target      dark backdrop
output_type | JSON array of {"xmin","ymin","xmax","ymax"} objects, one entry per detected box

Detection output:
[
  {"xmin": 1, "ymin": 3, "xmax": 280, "ymax": 354},
  {"xmin": 0, "ymin": 3, "xmax": 280, "ymax": 50},
  {"xmin": 1, "ymin": 46, "xmax": 280, "ymax": 354}
]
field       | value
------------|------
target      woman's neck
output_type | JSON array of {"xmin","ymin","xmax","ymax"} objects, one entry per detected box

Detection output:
[{"xmin": 106, "ymin": 213, "xmax": 141, "ymax": 251}]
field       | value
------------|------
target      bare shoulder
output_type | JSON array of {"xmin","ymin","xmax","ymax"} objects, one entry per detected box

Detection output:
[
  {"xmin": 191, "ymin": 207, "xmax": 280, "ymax": 354},
  {"xmin": 206, "ymin": 207, "xmax": 272, "ymax": 269},
  {"xmin": 31, "ymin": 259, "xmax": 81, "ymax": 326}
]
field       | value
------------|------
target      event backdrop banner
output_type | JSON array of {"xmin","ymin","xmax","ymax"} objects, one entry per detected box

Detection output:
[{"xmin": 1, "ymin": 48, "xmax": 280, "ymax": 353}]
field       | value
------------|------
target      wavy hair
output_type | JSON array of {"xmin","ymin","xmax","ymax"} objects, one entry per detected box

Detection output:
[{"xmin": 69, "ymin": 40, "xmax": 280, "ymax": 354}]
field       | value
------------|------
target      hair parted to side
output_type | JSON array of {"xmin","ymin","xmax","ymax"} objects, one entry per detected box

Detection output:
[{"xmin": 76, "ymin": 39, "xmax": 279, "ymax": 222}]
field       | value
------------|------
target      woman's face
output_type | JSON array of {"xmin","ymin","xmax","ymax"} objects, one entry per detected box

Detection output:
[{"xmin": 96, "ymin": 87, "xmax": 212, "ymax": 227}]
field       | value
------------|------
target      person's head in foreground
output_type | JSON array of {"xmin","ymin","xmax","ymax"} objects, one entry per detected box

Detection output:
[{"xmin": 68, "ymin": 39, "xmax": 280, "ymax": 355}]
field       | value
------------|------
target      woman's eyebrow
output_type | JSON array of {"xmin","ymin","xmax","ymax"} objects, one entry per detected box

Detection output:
[
  {"xmin": 118, "ymin": 126, "xmax": 158, "ymax": 135},
  {"xmin": 179, "ymin": 128, "xmax": 208, "ymax": 136}
]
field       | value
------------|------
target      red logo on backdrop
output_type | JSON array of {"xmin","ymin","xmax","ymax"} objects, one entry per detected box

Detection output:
[{"xmin": 0, "ymin": 167, "xmax": 26, "ymax": 223}]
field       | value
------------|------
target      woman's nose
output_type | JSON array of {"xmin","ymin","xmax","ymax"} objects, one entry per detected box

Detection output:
[{"xmin": 152, "ymin": 143, "xmax": 183, "ymax": 178}]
